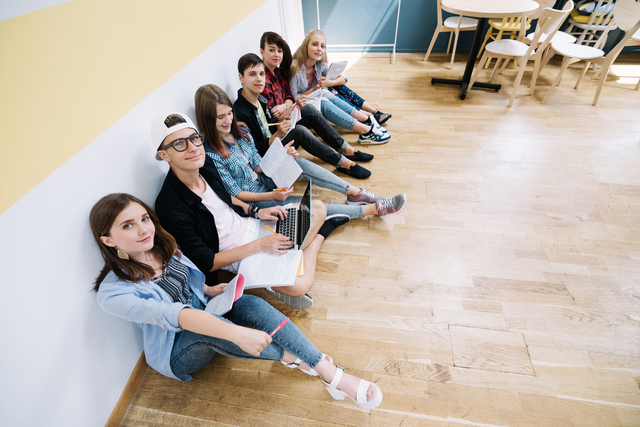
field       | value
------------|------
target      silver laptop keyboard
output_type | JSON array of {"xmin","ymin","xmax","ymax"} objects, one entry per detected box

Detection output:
[{"xmin": 277, "ymin": 207, "xmax": 299, "ymax": 242}]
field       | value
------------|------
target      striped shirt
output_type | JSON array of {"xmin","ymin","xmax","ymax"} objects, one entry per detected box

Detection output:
[{"xmin": 153, "ymin": 257, "xmax": 191, "ymax": 304}]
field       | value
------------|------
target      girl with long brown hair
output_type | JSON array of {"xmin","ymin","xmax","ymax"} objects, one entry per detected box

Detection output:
[
  {"xmin": 194, "ymin": 84, "xmax": 406, "ymax": 222},
  {"xmin": 90, "ymin": 192, "xmax": 383, "ymax": 409}
]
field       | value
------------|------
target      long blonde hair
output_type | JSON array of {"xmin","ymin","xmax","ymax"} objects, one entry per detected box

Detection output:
[{"xmin": 291, "ymin": 29, "xmax": 328, "ymax": 80}]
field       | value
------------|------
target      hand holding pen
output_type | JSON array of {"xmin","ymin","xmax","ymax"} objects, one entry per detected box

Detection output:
[{"xmin": 266, "ymin": 226, "xmax": 293, "ymax": 251}]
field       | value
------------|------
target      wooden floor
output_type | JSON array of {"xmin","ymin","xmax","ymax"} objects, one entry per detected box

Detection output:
[{"xmin": 121, "ymin": 52, "xmax": 640, "ymax": 426}]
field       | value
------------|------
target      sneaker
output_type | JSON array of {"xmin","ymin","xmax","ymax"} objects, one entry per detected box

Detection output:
[
  {"xmin": 265, "ymin": 288, "xmax": 313, "ymax": 310},
  {"xmin": 364, "ymin": 116, "xmax": 387, "ymax": 136},
  {"xmin": 336, "ymin": 163, "xmax": 371, "ymax": 179},
  {"xmin": 345, "ymin": 150, "xmax": 374, "ymax": 162},
  {"xmin": 347, "ymin": 188, "xmax": 386, "ymax": 206},
  {"xmin": 376, "ymin": 194, "xmax": 407, "ymax": 219},
  {"xmin": 373, "ymin": 110, "xmax": 392, "ymax": 125},
  {"xmin": 358, "ymin": 129, "xmax": 390, "ymax": 145},
  {"xmin": 318, "ymin": 214, "xmax": 351, "ymax": 239}
]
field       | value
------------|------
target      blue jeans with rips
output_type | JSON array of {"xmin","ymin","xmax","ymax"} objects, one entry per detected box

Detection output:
[
  {"xmin": 170, "ymin": 293, "xmax": 323, "ymax": 376},
  {"xmin": 320, "ymin": 91, "xmax": 358, "ymax": 131},
  {"xmin": 252, "ymin": 159, "xmax": 364, "ymax": 219}
]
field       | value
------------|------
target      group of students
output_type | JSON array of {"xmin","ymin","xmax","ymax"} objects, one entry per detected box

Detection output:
[{"xmin": 89, "ymin": 30, "xmax": 405, "ymax": 411}]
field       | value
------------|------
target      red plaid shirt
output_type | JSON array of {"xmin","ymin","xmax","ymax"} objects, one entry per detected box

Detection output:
[{"xmin": 262, "ymin": 66, "xmax": 295, "ymax": 113}]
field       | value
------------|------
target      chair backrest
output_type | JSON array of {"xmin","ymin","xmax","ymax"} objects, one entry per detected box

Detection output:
[
  {"xmin": 528, "ymin": 1, "xmax": 575, "ymax": 53},
  {"xmin": 532, "ymin": 0, "xmax": 558, "ymax": 19},
  {"xmin": 583, "ymin": 0, "xmax": 616, "ymax": 27},
  {"xmin": 613, "ymin": 0, "xmax": 640, "ymax": 32},
  {"xmin": 600, "ymin": 0, "xmax": 640, "ymax": 59},
  {"xmin": 435, "ymin": 0, "xmax": 445, "ymax": 27}
]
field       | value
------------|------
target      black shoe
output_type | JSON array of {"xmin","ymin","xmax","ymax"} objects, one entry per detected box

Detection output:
[
  {"xmin": 318, "ymin": 214, "xmax": 351, "ymax": 239},
  {"xmin": 336, "ymin": 164, "xmax": 371, "ymax": 179},
  {"xmin": 373, "ymin": 110, "xmax": 392, "ymax": 125},
  {"xmin": 265, "ymin": 289, "xmax": 313, "ymax": 309},
  {"xmin": 345, "ymin": 150, "xmax": 374, "ymax": 162}
]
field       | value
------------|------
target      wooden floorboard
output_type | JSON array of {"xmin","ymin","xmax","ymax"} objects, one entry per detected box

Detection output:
[{"xmin": 121, "ymin": 52, "xmax": 640, "ymax": 426}]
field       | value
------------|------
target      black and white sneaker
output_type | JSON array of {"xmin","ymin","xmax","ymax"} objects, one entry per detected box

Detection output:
[
  {"xmin": 364, "ymin": 115, "xmax": 388, "ymax": 135},
  {"xmin": 358, "ymin": 129, "xmax": 390, "ymax": 145},
  {"xmin": 265, "ymin": 288, "xmax": 313, "ymax": 309},
  {"xmin": 373, "ymin": 110, "xmax": 392, "ymax": 125}
]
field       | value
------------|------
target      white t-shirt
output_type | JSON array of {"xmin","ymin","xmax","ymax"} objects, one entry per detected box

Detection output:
[{"xmin": 198, "ymin": 176, "xmax": 256, "ymax": 251}]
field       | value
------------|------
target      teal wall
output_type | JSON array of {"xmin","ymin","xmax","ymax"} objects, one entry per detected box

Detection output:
[
  {"xmin": 301, "ymin": 0, "xmax": 475, "ymax": 53},
  {"xmin": 301, "ymin": 0, "xmax": 639, "ymax": 54}
]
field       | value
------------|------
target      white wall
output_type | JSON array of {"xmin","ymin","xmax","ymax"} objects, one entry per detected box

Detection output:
[{"xmin": 0, "ymin": 2, "xmax": 289, "ymax": 425}]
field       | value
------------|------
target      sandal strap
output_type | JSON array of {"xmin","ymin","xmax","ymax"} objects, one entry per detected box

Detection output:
[
  {"xmin": 356, "ymin": 378, "xmax": 372, "ymax": 404},
  {"xmin": 281, "ymin": 358, "xmax": 302, "ymax": 369},
  {"xmin": 328, "ymin": 365, "xmax": 344, "ymax": 389}
]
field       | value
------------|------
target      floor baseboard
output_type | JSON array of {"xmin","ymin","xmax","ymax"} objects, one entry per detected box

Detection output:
[{"xmin": 105, "ymin": 352, "xmax": 147, "ymax": 427}]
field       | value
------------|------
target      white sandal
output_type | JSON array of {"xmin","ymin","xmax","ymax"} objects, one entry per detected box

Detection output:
[
  {"xmin": 321, "ymin": 366, "xmax": 383, "ymax": 410},
  {"xmin": 281, "ymin": 354, "xmax": 333, "ymax": 377}
]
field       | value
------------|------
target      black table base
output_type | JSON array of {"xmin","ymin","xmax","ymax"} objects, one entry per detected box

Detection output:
[{"xmin": 430, "ymin": 17, "xmax": 502, "ymax": 100}]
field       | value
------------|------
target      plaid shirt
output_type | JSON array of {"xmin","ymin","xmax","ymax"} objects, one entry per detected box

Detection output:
[
  {"xmin": 262, "ymin": 66, "xmax": 295, "ymax": 113},
  {"xmin": 204, "ymin": 131, "xmax": 263, "ymax": 198}
]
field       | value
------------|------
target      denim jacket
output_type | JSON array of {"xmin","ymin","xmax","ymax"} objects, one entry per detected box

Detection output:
[
  {"xmin": 96, "ymin": 254, "xmax": 208, "ymax": 382},
  {"xmin": 289, "ymin": 61, "xmax": 348, "ymax": 99}
]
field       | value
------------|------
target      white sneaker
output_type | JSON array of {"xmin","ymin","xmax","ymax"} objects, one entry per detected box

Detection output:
[{"xmin": 265, "ymin": 288, "xmax": 313, "ymax": 309}]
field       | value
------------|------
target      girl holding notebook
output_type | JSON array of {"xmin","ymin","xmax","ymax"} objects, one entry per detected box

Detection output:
[
  {"xmin": 90, "ymin": 193, "xmax": 382, "ymax": 409},
  {"xmin": 194, "ymin": 84, "xmax": 407, "ymax": 223},
  {"xmin": 290, "ymin": 30, "xmax": 392, "ymax": 145}
]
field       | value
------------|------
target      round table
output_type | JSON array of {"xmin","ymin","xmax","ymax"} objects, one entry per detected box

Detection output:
[{"xmin": 431, "ymin": 0, "xmax": 540, "ymax": 99}]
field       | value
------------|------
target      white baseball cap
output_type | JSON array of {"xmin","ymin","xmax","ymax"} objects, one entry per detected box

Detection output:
[{"xmin": 150, "ymin": 112, "xmax": 197, "ymax": 161}]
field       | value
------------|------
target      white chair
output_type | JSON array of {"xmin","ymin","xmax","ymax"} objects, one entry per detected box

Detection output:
[
  {"xmin": 424, "ymin": 0, "xmax": 478, "ymax": 69},
  {"xmin": 566, "ymin": 0, "xmax": 617, "ymax": 45},
  {"xmin": 469, "ymin": 1, "xmax": 574, "ymax": 107},
  {"xmin": 542, "ymin": 0, "xmax": 640, "ymax": 105},
  {"xmin": 525, "ymin": 0, "xmax": 577, "ymax": 47},
  {"xmin": 484, "ymin": 0, "xmax": 557, "ymax": 70},
  {"xmin": 523, "ymin": 0, "xmax": 578, "ymax": 78},
  {"xmin": 627, "ymin": 28, "xmax": 640, "ymax": 91}
]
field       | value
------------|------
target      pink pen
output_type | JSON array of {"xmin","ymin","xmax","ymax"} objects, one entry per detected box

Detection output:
[{"xmin": 270, "ymin": 317, "xmax": 290, "ymax": 337}]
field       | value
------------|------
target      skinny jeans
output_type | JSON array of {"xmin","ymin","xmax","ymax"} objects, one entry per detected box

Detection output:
[
  {"xmin": 253, "ymin": 159, "xmax": 364, "ymax": 219},
  {"xmin": 170, "ymin": 293, "xmax": 323, "ymax": 376},
  {"xmin": 319, "ymin": 91, "xmax": 359, "ymax": 131},
  {"xmin": 282, "ymin": 105, "xmax": 347, "ymax": 168}
]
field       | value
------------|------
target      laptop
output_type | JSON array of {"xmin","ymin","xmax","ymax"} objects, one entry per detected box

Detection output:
[{"xmin": 257, "ymin": 180, "xmax": 312, "ymax": 250}]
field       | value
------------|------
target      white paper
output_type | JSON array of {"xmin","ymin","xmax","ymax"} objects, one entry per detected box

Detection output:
[
  {"xmin": 326, "ymin": 61, "xmax": 347, "ymax": 80},
  {"xmin": 204, "ymin": 274, "xmax": 244, "ymax": 316},
  {"xmin": 259, "ymin": 137, "xmax": 303, "ymax": 189},
  {"xmin": 283, "ymin": 105, "xmax": 300, "ymax": 138},
  {"xmin": 239, "ymin": 250, "xmax": 302, "ymax": 289},
  {"xmin": 304, "ymin": 88, "xmax": 325, "ymax": 112}
]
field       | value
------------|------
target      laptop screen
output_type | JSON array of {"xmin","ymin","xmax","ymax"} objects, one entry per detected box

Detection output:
[{"xmin": 301, "ymin": 180, "xmax": 311, "ymax": 211}]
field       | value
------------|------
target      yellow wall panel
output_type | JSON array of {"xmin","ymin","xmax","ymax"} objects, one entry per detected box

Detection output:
[{"xmin": 0, "ymin": 0, "xmax": 266, "ymax": 213}]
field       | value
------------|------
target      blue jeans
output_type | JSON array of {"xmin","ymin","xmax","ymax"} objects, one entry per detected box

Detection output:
[
  {"xmin": 170, "ymin": 293, "xmax": 323, "ymax": 376},
  {"xmin": 253, "ymin": 160, "xmax": 364, "ymax": 219},
  {"xmin": 320, "ymin": 91, "xmax": 358, "ymax": 130}
]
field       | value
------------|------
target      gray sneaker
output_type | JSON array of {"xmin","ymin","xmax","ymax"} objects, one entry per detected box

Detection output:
[
  {"xmin": 376, "ymin": 194, "xmax": 407, "ymax": 219},
  {"xmin": 265, "ymin": 289, "xmax": 313, "ymax": 309},
  {"xmin": 346, "ymin": 188, "xmax": 386, "ymax": 206}
]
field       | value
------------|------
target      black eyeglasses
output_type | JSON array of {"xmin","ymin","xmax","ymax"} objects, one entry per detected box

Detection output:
[{"xmin": 160, "ymin": 133, "xmax": 204, "ymax": 152}]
